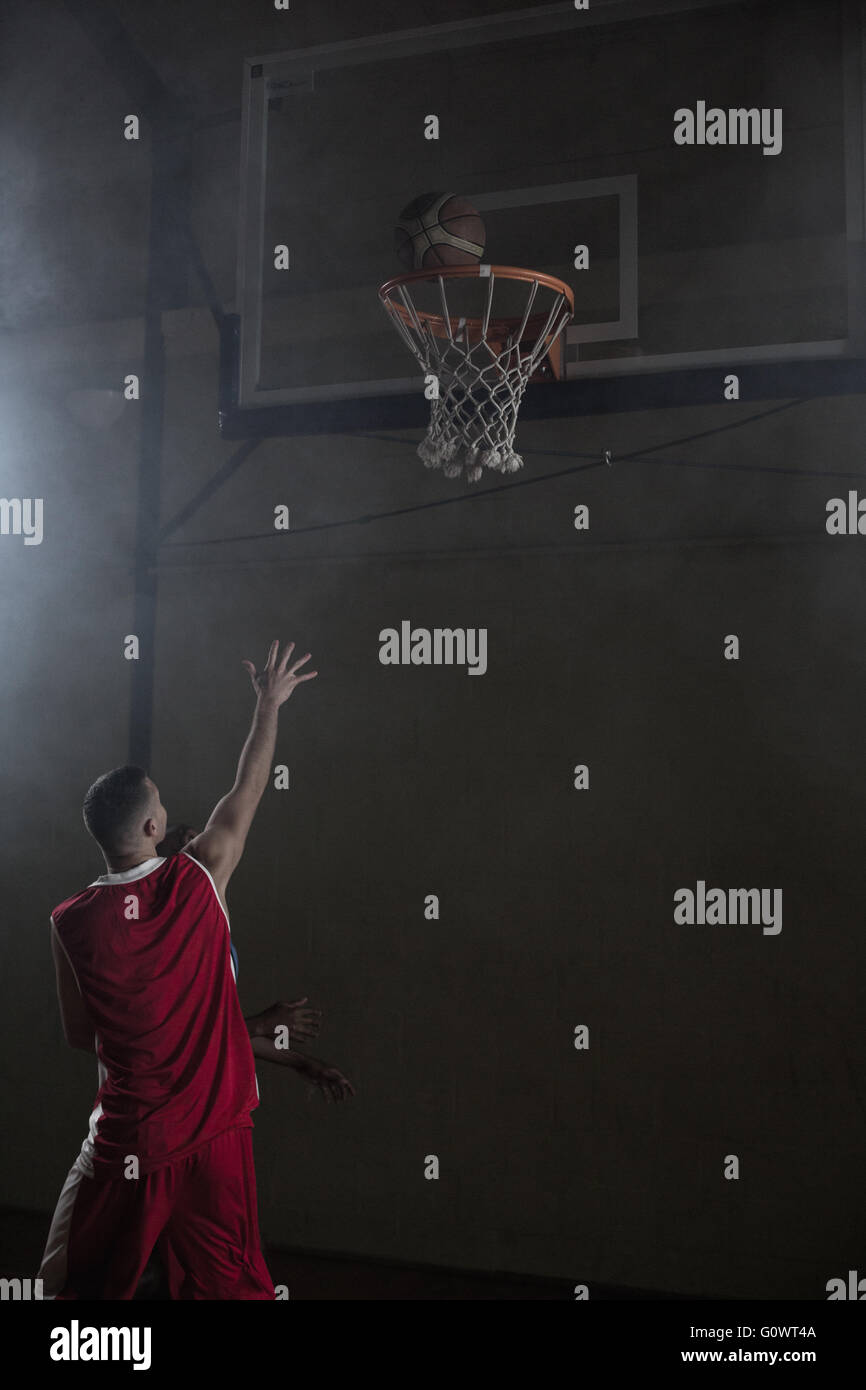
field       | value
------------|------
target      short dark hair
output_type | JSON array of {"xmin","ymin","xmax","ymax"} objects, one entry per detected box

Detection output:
[{"xmin": 82, "ymin": 765, "xmax": 153, "ymax": 853}]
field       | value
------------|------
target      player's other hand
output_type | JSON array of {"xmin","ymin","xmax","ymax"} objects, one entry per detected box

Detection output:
[
  {"xmin": 254, "ymin": 998, "xmax": 321, "ymax": 1043},
  {"xmin": 242, "ymin": 640, "xmax": 317, "ymax": 706},
  {"xmin": 302, "ymin": 1060, "xmax": 355, "ymax": 1104}
]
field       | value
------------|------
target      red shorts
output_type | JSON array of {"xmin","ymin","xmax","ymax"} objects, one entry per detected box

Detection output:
[{"xmin": 39, "ymin": 1125, "xmax": 274, "ymax": 1301}]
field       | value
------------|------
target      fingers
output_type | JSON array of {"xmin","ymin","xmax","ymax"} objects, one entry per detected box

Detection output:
[
  {"xmin": 306, "ymin": 1071, "xmax": 355, "ymax": 1102},
  {"xmin": 324, "ymin": 1074, "xmax": 354, "ymax": 1102},
  {"xmin": 248, "ymin": 644, "xmax": 318, "ymax": 688},
  {"xmin": 277, "ymin": 641, "xmax": 296, "ymax": 674}
]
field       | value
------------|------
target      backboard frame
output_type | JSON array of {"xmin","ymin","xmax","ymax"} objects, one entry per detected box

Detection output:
[{"xmin": 221, "ymin": 0, "xmax": 866, "ymax": 440}]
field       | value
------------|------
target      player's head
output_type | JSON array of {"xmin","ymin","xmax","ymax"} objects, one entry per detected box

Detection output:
[
  {"xmin": 82, "ymin": 766, "xmax": 168, "ymax": 860},
  {"xmin": 157, "ymin": 823, "xmax": 198, "ymax": 857}
]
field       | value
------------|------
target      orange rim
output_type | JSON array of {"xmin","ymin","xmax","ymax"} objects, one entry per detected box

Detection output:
[{"xmin": 378, "ymin": 264, "xmax": 575, "ymax": 344}]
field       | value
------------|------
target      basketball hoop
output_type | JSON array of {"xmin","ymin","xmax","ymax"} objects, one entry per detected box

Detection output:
[{"xmin": 379, "ymin": 264, "xmax": 574, "ymax": 483}]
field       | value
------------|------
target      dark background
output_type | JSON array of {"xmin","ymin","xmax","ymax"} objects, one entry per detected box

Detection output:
[{"xmin": 1, "ymin": 0, "xmax": 864, "ymax": 1299}]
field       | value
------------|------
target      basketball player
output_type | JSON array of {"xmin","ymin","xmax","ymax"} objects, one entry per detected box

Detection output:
[{"xmin": 39, "ymin": 640, "xmax": 320, "ymax": 1299}]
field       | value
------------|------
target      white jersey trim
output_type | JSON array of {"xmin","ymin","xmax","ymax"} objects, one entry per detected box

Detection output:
[{"xmin": 88, "ymin": 856, "xmax": 165, "ymax": 887}]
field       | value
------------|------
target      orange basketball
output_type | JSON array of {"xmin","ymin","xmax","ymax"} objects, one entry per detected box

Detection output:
[{"xmin": 395, "ymin": 192, "xmax": 486, "ymax": 270}]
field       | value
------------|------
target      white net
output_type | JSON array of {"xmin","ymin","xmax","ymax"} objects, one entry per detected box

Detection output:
[{"xmin": 380, "ymin": 267, "xmax": 573, "ymax": 484}]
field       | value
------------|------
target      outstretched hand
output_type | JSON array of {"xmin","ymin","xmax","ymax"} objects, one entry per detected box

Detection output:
[{"xmin": 242, "ymin": 639, "xmax": 317, "ymax": 706}]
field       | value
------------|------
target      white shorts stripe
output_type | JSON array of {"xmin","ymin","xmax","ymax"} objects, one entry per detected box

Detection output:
[{"xmin": 36, "ymin": 1156, "xmax": 90, "ymax": 1299}]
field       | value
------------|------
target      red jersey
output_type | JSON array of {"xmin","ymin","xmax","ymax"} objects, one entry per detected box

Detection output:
[{"xmin": 51, "ymin": 850, "xmax": 258, "ymax": 1179}]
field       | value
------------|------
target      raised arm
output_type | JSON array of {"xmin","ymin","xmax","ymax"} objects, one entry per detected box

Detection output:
[{"xmin": 184, "ymin": 639, "xmax": 317, "ymax": 899}]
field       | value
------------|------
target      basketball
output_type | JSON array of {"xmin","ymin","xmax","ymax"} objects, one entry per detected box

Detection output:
[{"xmin": 395, "ymin": 192, "xmax": 486, "ymax": 270}]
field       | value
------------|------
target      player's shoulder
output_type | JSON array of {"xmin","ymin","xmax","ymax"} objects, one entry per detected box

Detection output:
[
  {"xmin": 157, "ymin": 848, "xmax": 207, "ymax": 887},
  {"xmin": 178, "ymin": 844, "xmax": 206, "ymax": 874},
  {"xmin": 177, "ymin": 846, "xmax": 221, "ymax": 894},
  {"xmin": 177, "ymin": 846, "xmax": 229, "ymax": 918},
  {"xmin": 179, "ymin": 838, "xmax": 226, "ymax": 890},
  {"xmin": 51, "ymin": 879, "xmax": 104, "ymax": 922}
]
